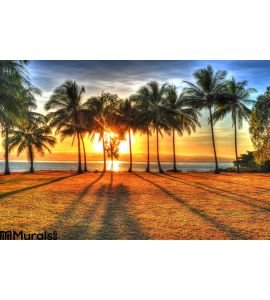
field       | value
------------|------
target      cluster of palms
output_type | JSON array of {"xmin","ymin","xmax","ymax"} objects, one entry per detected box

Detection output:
[
  {"xmin": 1, "ymin": 62, "xmax": 255, "ymax": 175},
  {"xmin": 0, "ymin": 61, "xmax": 56, "ymax": 175}
]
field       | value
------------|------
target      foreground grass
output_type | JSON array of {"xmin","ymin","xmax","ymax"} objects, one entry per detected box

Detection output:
[{"xmin": 0, "ymin": 171, "xmax": 269, "ymax": 239}]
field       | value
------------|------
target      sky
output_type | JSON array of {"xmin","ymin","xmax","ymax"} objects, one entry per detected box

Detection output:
[{"xmin": 4, "ymin": 60, "xmax": 270, "ymax": 162}]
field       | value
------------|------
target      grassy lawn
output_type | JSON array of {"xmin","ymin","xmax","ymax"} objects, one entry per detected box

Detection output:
[{"xmin": 0, "ymin": 171, "xmax": 269, "ymax": 239}]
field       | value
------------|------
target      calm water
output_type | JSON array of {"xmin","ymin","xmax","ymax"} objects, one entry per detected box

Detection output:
[{"xmin": 0, "ymin": 160, "xmax": 233, "ymax": 173}]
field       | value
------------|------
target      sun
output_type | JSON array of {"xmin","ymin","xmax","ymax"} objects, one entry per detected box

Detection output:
[{"xmin": 92, "ymin": 131, "xmax": 134, "ymax": 154}]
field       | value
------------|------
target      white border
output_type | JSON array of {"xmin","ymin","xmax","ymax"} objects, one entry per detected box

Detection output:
[
  {"xmin": 1, "ymin": 0, "xmax": 270, "ymax": 59},
  {"xmin": 1, "ymin": 0, "xmax": 270, "ymax": 299}
]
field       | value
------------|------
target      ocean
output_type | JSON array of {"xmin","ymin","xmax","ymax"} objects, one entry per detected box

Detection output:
[{"xmin": 0, "ymin": 160, "xmax": 234, "ymax": 173}]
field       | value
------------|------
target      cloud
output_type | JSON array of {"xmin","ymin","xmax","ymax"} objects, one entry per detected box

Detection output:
[{"xmin": 29, "ymin": 60, "xmax": 269, "ymax": 98}]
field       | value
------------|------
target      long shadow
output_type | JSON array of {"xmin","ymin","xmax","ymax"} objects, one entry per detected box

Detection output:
[
  {"xmin": 183, "ymin": 173, "xmax": 270, "ymax": 192},
  {"xmin": 95, "ymin": 180, "xmax": 149, "ymax": 240},
  {"xmin": 180, "ymin": 173, "xmax": 270, "ymax": 203},
  {"xmin": 133, "ymin": 173, "xmax": 249, "ymax": 240},
  {"xmin": 49, "ymin": 173, "xmax": 105, "ymax": 238},
  {"xmin": 239, "ymin": 173, "xmax": 270, "ymax": 178},
  {"xmin": 157, "ymin": 173, "xmax": 270, "ymax": 212},
  {"xmin": 0, "ymin": 173, "xmax": 78, "ymax": 201}
]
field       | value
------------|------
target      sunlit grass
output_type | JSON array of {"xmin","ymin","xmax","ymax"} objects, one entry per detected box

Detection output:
[{"xmin": 0, "ymin": 171, "xmax": 269, "ymax": 239}]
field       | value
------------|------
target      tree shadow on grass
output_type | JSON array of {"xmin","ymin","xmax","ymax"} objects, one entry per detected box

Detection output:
[
  {"xmin": 239, "ymin": 173, "xmax": 270, "ymax": 178},
  {"xmin": 49, "ymin": 172, "xmax": 149, "ymax": 240},
  {"xmin": 133, "ymin": 173, "xmax": 249, "ymax": 240},
  {"xmin": 94, "ymin": 172, "xmax": 149, "ymax": 240},
  {"xmin": 48, "ymin": 173, "xmax": 105, "ymax": 239},
  {"xmin": 163, "ymin": 173, "xmax": 270, "ymax": 211},
  {"xmin": 0, "ymin": 173, "xmax": 79, "ymax": 201},
  {"xmin": 183, "ymin": 172, "xmax": 270, "ymax": 193}
]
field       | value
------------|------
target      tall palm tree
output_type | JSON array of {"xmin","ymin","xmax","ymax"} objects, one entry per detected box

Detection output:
[
  {"xmin": 45, "ymin": 80, "xmax": 85, "ymax": 173},
  {"xmin": 213, "ymin": 77, "xmax": 256, "ymax": 173},
  {"xmin": 0, "ymin": 60, "xmax": 30, "ymax": 175},
  {"xmin": 142, "ymin": 81, "xmax": 169, "ymax": 173},
  {"xmin": 1, "ymin": 84, "xmax": 40, "ymax": 175},
  {"xmin": 165, "ymin": 85, "xmax": 200, "ymax": 172},
  {"xmin": 131, "ymin": 87, "xmax": 152, "ymax": 172},
  {"xmin": 8, "ymin": 113, "xmax": 56, "ymax": 173},
  {"xmin": 119, "ymin": 98, "xmax": 137, "ymax": 172},
  {"xmin": 182, "ymin": 65, "xmax": 228, "ymax": 174},
  {"xmin": 80, "ymin": 132, "xmax": 88, "ymax": 172}
]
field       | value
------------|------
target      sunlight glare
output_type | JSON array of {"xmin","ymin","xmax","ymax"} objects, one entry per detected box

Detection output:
[
  {"xmin": 106, "ymin": 160, "xmax": 120, "ymax": 172},
  {"xmin": 93, "ymin": 133, "xmax": 103, "ymax": 152},
  {"xmin": 92, "ymin": 131, "xmax": 134, "ymax": 154},
  {"xmin": 119, "ymin": 133, "xmax": 133, "ymax": 153}
]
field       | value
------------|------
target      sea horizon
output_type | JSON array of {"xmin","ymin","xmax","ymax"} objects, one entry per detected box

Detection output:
[{"xmin": 0, "ymin": 160, "xmax": 234, "ymax": 172}]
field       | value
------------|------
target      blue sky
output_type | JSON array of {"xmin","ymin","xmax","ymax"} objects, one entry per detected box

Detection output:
[{"xmin": 29, "ymin": 60, "xmax": 270, "ymax": 112}]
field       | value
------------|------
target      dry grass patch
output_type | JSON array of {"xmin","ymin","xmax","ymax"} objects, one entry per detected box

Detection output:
[{"xmin": 0, "ymin": 171, "xmax": 269, "ymax": 239}]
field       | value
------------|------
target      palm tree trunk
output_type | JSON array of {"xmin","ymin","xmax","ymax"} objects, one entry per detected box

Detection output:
[
  {"xmin": 80, "ymin": 133, "xmax": 88, "ymax": 172},
  {"xmin": 128, "ymin": 128, "xmax": 132, "ymax": 172},
  {"xmin": 77, "ymin": 131, "xmax": 83, "ymax": 173},
  {"xmin": 146, "ymin": 127, "xmax": 150, "ymax": 172},
  {"xmin": 4, "ymin": 127, "xmax": 10, "ymax": 175},
  {"xmin": 102, "ymin": 135, "xmax": 106, "ymax": 173},
  {"xmin": 234, "ymin": 116, "xmax": 240, "ymax": 173},
  {"xmin": 209, "ymin": 107, "xmax": 219, "ymax": 174},
  {"xmin": 173, "ymin": 129, "xmax": 177, "ymax": 172},
  {"xmin": 29, "ymin": 145, "xmax": 34, "ymax": 173},
  {"xmin": 156, "ymin": 127, "xmax": 164, "ymax": 173}
]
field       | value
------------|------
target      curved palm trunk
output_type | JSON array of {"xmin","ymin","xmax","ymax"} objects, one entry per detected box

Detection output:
[
  {"xmin": 29, "ymin": 145, "xmax": 34, "ymax": 173},
  {"xmin": 156, "ymin": 127, "xmax": 164, "ymax": 173},
  {"xmin": 172, "ymin": 129, "xmax": 177, "ymax": 172},
  {"xmin": 80, "ymin": 133, "xmax": 88, "ymax": 172},
  {"xmin": 234, "ymin": 116, "xmax": 240, "ymax": 173},
  {"xmin": 209, "ymin": 107, "xmax": 219, "ymax": 174},
  {"xmin": 128, "ymin": 129, "xmax": 132, "ymax": 172},
  {"xmin": 77, "ymin": 131, "xmax": 83, "ymax": 173},
  {"xmin": 4, "ymin": 127, "xmax": 10, "ymax": 175},
  {"xmin": 146, "ymin": 127, "xmax": 150, "ymax": 172},
  {"xmin": 102, "ymin": 134, "xmax": 106, "ymax": 173}
]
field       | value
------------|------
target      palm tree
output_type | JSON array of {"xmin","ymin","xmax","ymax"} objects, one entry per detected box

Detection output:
[
  {"xmin": 1, "ymin": 84, "xmax": 40, "ymax": 175},
  {"xmin": 45, "ymin": 80, "xmax": 85, "ymax": 173},
  {"xmin": 141, "ymin": 81, "xmax": 169, "ymax": 173},
  {"xmin": 213, "ymin": 77, "xmax": 256, "ymax": 173},
  {"xmin": 119, "ymin": 98, "xmax": 137, "ymax": 172},
  {"xmin": 165, "ymin": 85, "xmax": 200, "ymax": 172},
  {"xmin": 182, "ymin": 65, "xmax": 228, "ymax": 174},
  {"xmin": 84, "ymin": 93, "xmax": 121, "ymax": 173},
  {"xmin": 8, "ymin": 113, "xmax": 56, "ymax": 173},
  {"xmin": 131, "ymin": 87, "xmax": 152, "ymax": 172},
  {"xmin": 0, "ymin": 60, "xmax": 30, "ymax": 175},
  {"xmin": 80, "ymin": 132, "xmax": 88, "ymax": 172}
]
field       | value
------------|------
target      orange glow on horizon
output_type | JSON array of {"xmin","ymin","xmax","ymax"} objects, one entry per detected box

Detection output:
[{"xmin": 0, "ymin": 122, "xmax": 254, "ymax": 162}]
